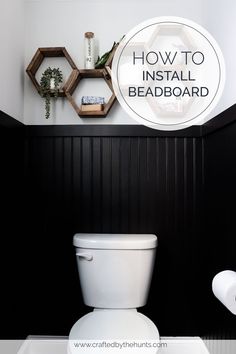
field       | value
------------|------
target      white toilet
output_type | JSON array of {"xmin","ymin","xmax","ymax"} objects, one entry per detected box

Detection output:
[{"xmin": 69, "ymin": 233, "xmax": 159, "ymax": 351}]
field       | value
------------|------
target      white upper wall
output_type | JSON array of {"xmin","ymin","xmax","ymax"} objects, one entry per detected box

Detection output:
[
  {"xmin": 23, "ymin": 0, "xmax": 206, "ymax": 125},
  {"xmin": 0, "ymin": 0, "xmax": 24, "ymax": 122},
  {"xmin": 203, "ymin": 0, "xmax": 236, "ymax": 119},
  {"xmin": 1, "ymin": 0, "xmax": 235, "ymax": 125}
]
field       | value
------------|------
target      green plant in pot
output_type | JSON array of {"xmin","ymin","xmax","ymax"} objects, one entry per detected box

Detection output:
[{"xmin": 39, "ymin": 67, "xmax": 63, "ymax": 119}]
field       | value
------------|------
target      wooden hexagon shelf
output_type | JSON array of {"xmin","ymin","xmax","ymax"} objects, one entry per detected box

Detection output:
[
  {"xmin": 65, "ymin": 68, "xmax": 116, "ymax": 117},
  {"xmin": 105, "ymin": 42, "xmax": 119, "ymax": 76},
  {"xmin": 26, "ymin": 47, "xmax": 78, "ymax": 97}
]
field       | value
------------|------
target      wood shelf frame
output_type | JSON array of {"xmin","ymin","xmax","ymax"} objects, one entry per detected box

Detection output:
[
  {"xmin": 65, "ymin": 68, "xmax": 116, "ymax": 118},
  {"xmin": 105, "ymin": 42, "xmax": 119, "ymax": 76},
  {"xmin": 26, "ymin": 46, "xmax": 117, "ymax": 118},
  {"xmin": 26, "ymin": 47, "xmax": 78, "ymax": 97}
]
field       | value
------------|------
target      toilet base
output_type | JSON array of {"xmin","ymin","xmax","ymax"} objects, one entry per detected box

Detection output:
[{"xmin": 69, "ymin": 308, "xmax": 159, "ymax": 340}]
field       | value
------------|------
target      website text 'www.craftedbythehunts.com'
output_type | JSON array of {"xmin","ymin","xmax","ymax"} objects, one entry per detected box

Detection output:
[
  {"xmin": 73, "ymin": 340, "xmax": 167, "ymax": 350},
  {"xmin": 2, "ymin": 339, "xmax": 236, "ymax": 354}
]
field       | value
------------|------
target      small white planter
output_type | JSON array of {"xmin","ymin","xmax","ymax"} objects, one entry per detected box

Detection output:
[{"xmin": 50, "ymin": 78, "xmax": 56, "ymax": 90}]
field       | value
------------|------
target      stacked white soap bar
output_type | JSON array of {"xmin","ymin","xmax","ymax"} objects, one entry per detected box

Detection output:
[
  {"xmin": 81, "ymin": 96, "xmax": 105, "ymax": 112},
  {"xmin": 81, "ymin": 96, "xmax": 105, "ymax": 105}
]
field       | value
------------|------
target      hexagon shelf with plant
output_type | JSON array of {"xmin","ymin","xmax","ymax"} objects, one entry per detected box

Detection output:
[
  {"xmin": 65, "ymin": 68, "xmax": 116, "ymax": 118},
  {"xmin": 26, "ymin": 47, "xmax": 78, "ymax": 97}
]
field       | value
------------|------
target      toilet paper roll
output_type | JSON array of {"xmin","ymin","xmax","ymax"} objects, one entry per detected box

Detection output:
[{"xmin": 212, "ymin": 270, "xmax": 236, "ymax": 315}]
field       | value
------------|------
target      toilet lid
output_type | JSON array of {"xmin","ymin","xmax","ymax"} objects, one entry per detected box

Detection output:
[
  {"xmin": 73, "ymin": 234, "xmax": 158, "ymax": 249},
  {"xmin": 69, "ymin": 310, "xmax": 159, "ymax": 341}
]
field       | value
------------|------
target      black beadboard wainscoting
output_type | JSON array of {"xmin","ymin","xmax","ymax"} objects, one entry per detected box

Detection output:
[
  {"xmin": 23, "ymin": 128, "xmax": 205, "ymax": 337},
  {"xmin": 0, "ymin": 111, "xmax": 25, "ymax": 338},
  {"xmin": 1, "ymin": 105, "xmax": 236, "ymax": 338},
  {"xmin": 203, "ymin": 116, "xmax": 236, "ymax": 338}
]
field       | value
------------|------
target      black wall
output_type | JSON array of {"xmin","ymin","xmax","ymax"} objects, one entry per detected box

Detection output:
[
  {"xmin": 0, "ymin": 112, "xmax": 25, "ymax": 338},
  {"xmin": 203, "ymin": 118, "xmax": 236, "ymax": 338},
  {"xmin": 1, "ymin": 106, "xmax": 236, "ymax": 338}
]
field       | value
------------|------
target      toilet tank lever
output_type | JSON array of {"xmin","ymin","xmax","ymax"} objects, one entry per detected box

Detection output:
[{"xmin": 76, "ymin": 252, "xmax": 93, "ymax": 261}]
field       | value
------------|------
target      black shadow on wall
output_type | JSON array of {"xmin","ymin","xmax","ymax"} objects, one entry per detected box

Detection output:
[{"xmin": 1, "ymin": 105, "xmax": 236, "ymax": 338}]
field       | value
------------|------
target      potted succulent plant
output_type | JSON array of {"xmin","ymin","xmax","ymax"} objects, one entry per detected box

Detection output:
[{"xmin": 39, "ymin": 67, "xmax": 63, "ymax": 119}]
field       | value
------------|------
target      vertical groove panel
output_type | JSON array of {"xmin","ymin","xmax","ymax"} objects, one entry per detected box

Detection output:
[
  {"xmin": 72, "ymin": 137, "xmax": 82, "ymax": 229},
  {"xmin": 111, "ymin": 138, "xmax": 120, "ymax": 232},
  {"xmin": 158, "ymin": 138, "xmax": 167, "ymax": 235},
  {"xmin": 129, "ymin": 138, "xmax": 140, "ymax": 233},
  {"xmin": 139, "ymin": 137, "xmax": 148, "ymax": 232},
  {"xmin": 91, "ymin": 137, "xmax": 102, "ymax": 232},
  {"xmin": 81, "ymin": 137, "xmax": 92, "ymax": 231},
  {"xmin": 146, "ymin": 137, "xmax": 157, "ymax": 233},
  {"xmin": 174, "ymin": 137, "xmax": 179, "ymax": 233},
  {"xmin": 192, "ymin": 137, "xmax": 197, "ymax": 231},
  {"xmin": 120, "ymin": 137, "xmax": 131, "ymax": 233},
  {"xmin": 64, "ymin": 137, "xmax": 72, "ymax": 214},
  {"xmin": 155, "ymin": 137, "xmax": 160, "ymax": 232},
  {"xmin": 101, "ymin": 137, "xmax": 112, "ymax": 232}
]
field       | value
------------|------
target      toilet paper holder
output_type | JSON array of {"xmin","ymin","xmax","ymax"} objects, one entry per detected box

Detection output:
[{"xmin": 212, "ymin": 270, "xmax": 236, "ymax": 315}]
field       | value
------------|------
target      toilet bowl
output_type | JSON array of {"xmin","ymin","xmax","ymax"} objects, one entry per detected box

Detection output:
[
  {"xmin": 69, "ymin": 234, "xmax": 159, "ymax": 351},
  {"xmin": 69, "ymin": 309, "xmax": 159, "ymax": 340}
]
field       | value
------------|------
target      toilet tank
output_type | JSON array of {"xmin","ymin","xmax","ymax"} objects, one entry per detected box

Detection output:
[{"xmin": 73, "ymin": 234, "xmax": 158, "ymax": 308}]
